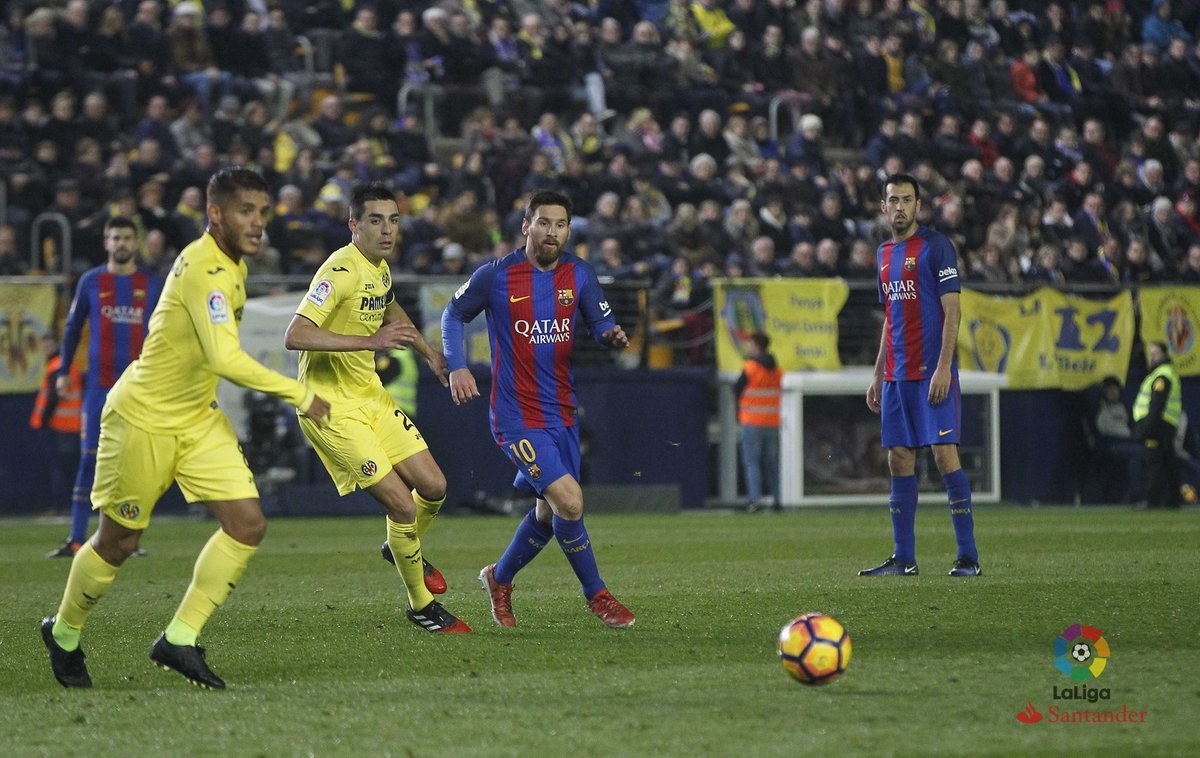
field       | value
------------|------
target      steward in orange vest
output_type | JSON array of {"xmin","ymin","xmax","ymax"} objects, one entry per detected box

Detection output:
[
  {"xmin": 30, "ymin": 355, "xmax": 83, "ymax": 434},
  {"xmin": 736, "ymin": 333, "xmax": 782, "ymax": 427},
  {"xmin": 735, "ymin": 331, "xmax": 783, "ymax": 512}
]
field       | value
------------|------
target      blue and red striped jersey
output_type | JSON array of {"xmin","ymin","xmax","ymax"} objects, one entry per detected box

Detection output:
[
  {"xmin": 876, "ymin": 226, "xmax": 960, "ymax": 381},
  {"xmin": 443, "ymin": 248, "xmax": 617, "ymax": 434},
  {"xmin": 59, "ymin": 266, "xmax": 164, "ymax": 389}
]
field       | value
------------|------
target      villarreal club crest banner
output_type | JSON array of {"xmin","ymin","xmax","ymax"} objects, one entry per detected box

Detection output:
[
  {"xmin": 713, "ymin": 279, "xmax": 849, "ymax": 373},
  {"xmin": 958, "ymin": 288, "xmax": 1135, "ymax": 390},
  {"xmin": 1137, "ymin": 287, "xmax": 1200, "ymax": 377},
  {"xmin": 0, "ymin": 282, "xmax": 57, "ymax": 394}
]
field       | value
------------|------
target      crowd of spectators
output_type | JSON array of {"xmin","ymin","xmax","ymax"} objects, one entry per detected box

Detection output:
[{"xmin": 5, "ymin": 0, "xmax": 1200, "ymax": 306}]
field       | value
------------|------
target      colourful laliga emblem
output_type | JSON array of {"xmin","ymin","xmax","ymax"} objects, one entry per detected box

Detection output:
[
  {"xmin": 361, "ymin": 460, "xmax": 378, "ymax": 477},
  {"xmin": 557, "ymin": 289, "xmax": 574, "ymax": 307},
  {"xmin": 1054, "ymin": 624, "xmax": 1109, "ymax": 680},
  {"xmin": 903, "ymin": 256, "xmax": 917, "ymax": 271},
  {"xmin": 118, "ymin": 502, "xmax": 140, "ymax": 521}
]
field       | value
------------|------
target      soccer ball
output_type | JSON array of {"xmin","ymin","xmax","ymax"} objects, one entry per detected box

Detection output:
[
  {"xmin": 1072, "ymin": 643, "xmax": 1092, "ymax": 663},
  {"xmin": 778, "ymin": 613, "xmax": 852, "ymax": 685}
]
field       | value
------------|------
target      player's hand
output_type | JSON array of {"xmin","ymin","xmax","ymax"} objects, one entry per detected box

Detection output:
[
  {"xmin": 449, "ymin": 367, "xmax": 479, "ymax": 405},
  {"xmin": 369, "ymin": 321, "xmax": 418, "ymax": 351},
  {"xmin": 303, "ymin": 394, "xmax": 331, "ymax": 429},
  {"xmin": 426, "ymin": 351, "xmax": 449, "ymax": 387},
  {"xmin": 928, "ymin": 366, "xmax": 951, "ymax": 406},
  {"xmin": 866, "ymin": 376, "xmax": 882, "ymax": 414},
  {"xmin": 603, "ymin": 325, "xmax": 629, "ymax": 349},
  {"xmin": 55, "ymin": 374, "xmax": 71, "ymax": 397}
]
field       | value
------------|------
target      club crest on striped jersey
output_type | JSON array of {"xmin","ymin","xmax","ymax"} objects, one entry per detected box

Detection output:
[
  {"xmin": 904, "ymin": 256, "xmax": 917, "ymax": 271},
  {"xmin": 557, "ymin": 288, "xmax": 574, "ymax": 307}
]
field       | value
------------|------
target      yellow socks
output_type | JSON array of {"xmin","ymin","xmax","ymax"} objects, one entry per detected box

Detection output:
[
  {"xmin": 165, "ymin": 529, "xmax": 257, "ymax": 646},
  {"xmin": 413, "ymin": 489, "xmax": 444, "ymax": 539},
  {"xmin": 387, "ymin": 517, "xmax": 433, "ymax": 611},
  {"xmin": 53, "ymin": 542, "xmax": 119, "ymax": 651}
]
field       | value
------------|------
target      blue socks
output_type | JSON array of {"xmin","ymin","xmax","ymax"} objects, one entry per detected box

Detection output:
[
  {"xmin": 552, "ymin": 515, "xmax": 606, "ymax": 599},
  {"xmin": 494, "ymin": 508, "xmax": 553, "ymax": 584},
  {"xmin": 943, "ymin": 468, "xmax": 978, "ymax": 561},
  {"xmin": 890, "ymin": 475, "xmax": 919, "ymax": 563},
  {"xmin": 69, "ymin": 452, "xmax": 96, "ymax": 544}
]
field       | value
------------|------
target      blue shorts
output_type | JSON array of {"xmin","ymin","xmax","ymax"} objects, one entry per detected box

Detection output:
[
  {"xmin": 494, "ymin": 426, "xmax": 580, "ymax": 497},
  {"xmin": 880, "ymin": 376, "xmax": 961, "ymax": 448},
  {"xmin": 81, "ymin": 387, "xmax": 110, "ymax": 454}
]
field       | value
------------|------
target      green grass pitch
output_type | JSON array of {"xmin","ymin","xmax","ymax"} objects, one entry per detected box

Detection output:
[{"xmin": 1, "ymin": 506, "xmax": 1196, "ymax": 756}]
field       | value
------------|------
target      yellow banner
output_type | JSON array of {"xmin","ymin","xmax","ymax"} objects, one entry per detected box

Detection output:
[
  {"xmin": 713, "ymin": 278, "xmax": 849, "ymax": 373},
  {"xmin": 0, "ymin": 282, "xmax": 57, "ymax": 394},
  {"xmin": 958, "ymin": 288, "xmax": 1135, "ymax": 390},
  {"xmin": 1137, "ymin": 286, "xmax": 1200, "ymax": 377}
]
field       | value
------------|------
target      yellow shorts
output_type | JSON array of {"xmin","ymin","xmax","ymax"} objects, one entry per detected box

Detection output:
[
  {"xmin": 92, "ymin": 405, "xmax": 258, "ymax": 530},
  {"xmin": 298, "ymin": 389, "xmax": 428, "ymax": 495}
]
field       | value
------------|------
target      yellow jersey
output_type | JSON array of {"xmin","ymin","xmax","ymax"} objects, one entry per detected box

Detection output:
[
  {"xmin": 107, "ymin": 232, "xmax": 315, "ymax": 433},
  {"xmin": 296, "ymin": 243, "xmax": 394, "ymax": 410}
]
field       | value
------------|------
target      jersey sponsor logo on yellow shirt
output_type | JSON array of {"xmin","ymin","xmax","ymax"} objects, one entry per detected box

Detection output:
[
  {"xmin": 308, "ymin": 279, "xmax": 333, "ymax": 306},
  {"xmin": 208, "ymin": 291, "xmax": 229, "ymax": 323}
]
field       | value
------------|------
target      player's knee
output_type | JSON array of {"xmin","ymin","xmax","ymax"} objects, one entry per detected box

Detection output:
[
  {"xmin": 887, "ymin": 447, "xmax": 916, "ymax": 475},
  {"xmin": 931, "ymin": 445, "xmax": 960, "ymax": 473},
  {"xmin": 227, "ymin": 512, "xmax": 267, "ymax": 546},
  {"xmin": 415, "ymin": 470, "xmax": 447, "ymax": 503}
]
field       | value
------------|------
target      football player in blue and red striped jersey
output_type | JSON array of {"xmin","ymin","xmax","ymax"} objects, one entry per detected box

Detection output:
[
  {"xmin": 861, "ymin": 174, "xmax": 982, "ymax": 578},
  {"xmin": 443, "ymin": 189, "xmax": 636, "ymax": 628},
  {"xmin": 49, "ymin": 217, "xmax": 164, "ymax": 557}
]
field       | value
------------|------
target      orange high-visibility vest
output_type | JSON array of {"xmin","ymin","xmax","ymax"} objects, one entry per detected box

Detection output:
[
  {"xmin": 738, "ymin": 359, "xmax": 782, "ymax": 427},
  {"xmin": 30, "ymin": 356, "xmax": 82, "ymax": 433}
]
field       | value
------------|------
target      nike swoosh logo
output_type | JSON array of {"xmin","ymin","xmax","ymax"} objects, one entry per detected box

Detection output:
[
  {"xmin": 904, "ymin": 565, "xmax": 918, "ymax": 575},
  {"xmin": 509, "ymin": 295, "xmax": 531, "ymax": 303},
  {"xmin": 939, "ymin": 429, "xmax": 954, "ymax": 436},
  {"xmin": 332, "ymin": 266, "xmax": 349, "ymax": 272},
  {"xmin": 880, "ymin": 263, "xmax": 889, "ymax": 271},
  {"xmin": 207, "ymin": 267, "xmax": 225, "ymax": 275},
  {"xmin": 562, "ymin": 535, "xmax": 584, "ymax": 545}
]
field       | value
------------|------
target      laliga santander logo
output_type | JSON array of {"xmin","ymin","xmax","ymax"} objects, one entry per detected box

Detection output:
[
  {"xmin": 1054, "ymin": 624, "xmax": 1109, "ymax": 680},
  {"xmin": 1016, "ymin": 702, "xmax": 1043, "ymax": 724}
]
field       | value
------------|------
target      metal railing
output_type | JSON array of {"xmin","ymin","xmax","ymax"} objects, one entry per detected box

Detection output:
[{"xmin": 28, "ymin": 212, "xmax": 70, "ymax": 274}]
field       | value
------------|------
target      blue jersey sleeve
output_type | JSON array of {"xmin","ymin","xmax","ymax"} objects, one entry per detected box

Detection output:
[
  {"xmin": 577, "ymin": 263, "xmax": 617, "ymax": 343},
  {"xmin": 931, "ymin": 234, "xmax": 961, "ymax": 295},
  {"xmin": 145, "ymin": 272, "xmax": 165, "ymax": 327},
  {"xmin": 58, "ymin": 270, "xmax": 93, "ymax": 378},
  {"xmin": 442, "ymin": 263, "xmax": 496, "ymax": 371}
]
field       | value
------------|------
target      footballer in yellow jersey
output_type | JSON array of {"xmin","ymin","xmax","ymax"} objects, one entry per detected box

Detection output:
[
  {"xmin": 42, "ymin": 169, "xmax": 332, "ymax": 691},
  {"xmin": 286, "ymin": 181, "xmax": 469, "ymax": 633}
]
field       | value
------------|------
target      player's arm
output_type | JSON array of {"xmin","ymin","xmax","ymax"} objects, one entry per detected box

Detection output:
[
  {"xmin": 187, "ymin": 271, "xmax": 329, "ymax": 427},
  {"xmin": 56, "ymin": 275, "xmax": 90, "ymax": 395},
  {"xmin": 283, "ymin": 312, "xmax": 416, "ymax": 353},
  {"xmin": 442, "ymin": 265, "xmax": 493, "ymax": 404},
  {"xmin": 928, "ymin": 291, "xmax": 960, "ymax": 406},
  {"xmin": 866, "ymin": 324, "xmax": 885, "ymax": 414},
  {"xmin": 929, "ymin": 237, "xmax": 962, "ymax": 407},
  {"xmin": 579, "ymin": 266, "xmax": 628, "ymax": 348},
  {"xmin": 382, "ymin": 300, "xmax": 448, "ymax": 387}
]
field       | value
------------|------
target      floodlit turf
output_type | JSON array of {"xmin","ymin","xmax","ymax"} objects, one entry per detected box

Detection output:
[{"xmin": 2, "ymin": 506, "xmax": 1196, "ymax": 756}]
